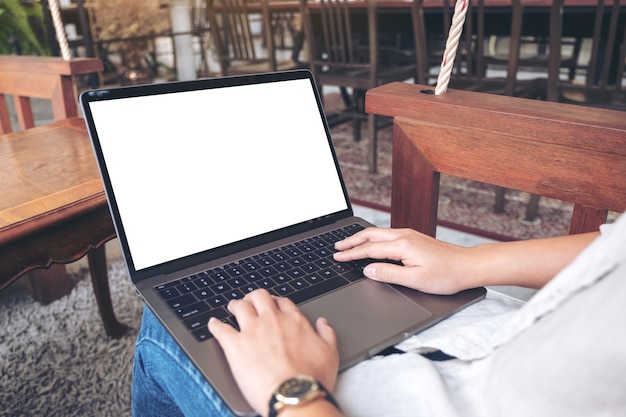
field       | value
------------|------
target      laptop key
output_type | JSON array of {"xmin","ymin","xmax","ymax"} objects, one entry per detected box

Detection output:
[
  {"xmin": 331, "ymin": 263, "xmax": 352, "ymax": 274},
  {"xmin": 320, "ymin": 268, "xmax": 338, "ymax": 278},
  {"xmin": 159, "ymin": 286, "xmax": 180, "ymax": 299},
  {"xmin": 209, "ymin": 270, "xmax": 229, "ymax": 282},
  {"xmin": 242, "ymin": 261, "xmax": 261, "ymax": 272},
  {"xmin": 304, "ymin": 273, "xmax": 324, "ymax": 285},
  {"xmin": 291, "ymin": 278, "xmax": 310, "ymax": 290},
  {"xmin": 259, "ymin": 266, "xmax": 278, "ymax": 277},
  {"xmin": 286, "ymin": 276, "xmax": 349, "ymax": 305},
  {"xmin": 194, "ymin": 288, "xmax": 214, "ymax": 300},
  {"xmin": 156, "ymin": 281, "xmax": 179, "ymax": 291},
  {"xmin": 272, "ymin": 283, "xmax": 295, "ymax": 297},
  {"xmin": 342, "ymin": 269, "xmax": 364, "ymax": 282},
  {"xmin": 227, "ymin": 277, "xmax": 247, "ymax": 288},
  {"xmin": 241, "ymin": 283, "xmax": 259, "ymax": 294},
  {"xmin": 207, "ymin": 295, "xmax": 228, "ymax": 309},
  {"xmin": 225, "ymin": 289, "xmax": 245, "ymax": 300},
  {"xmin": 243, "ymin": 271, "xmax": 262, "ymax": 282},
  {"xmin": 301, "ymin": 263, "xmax": 320, "ymax": 273},
  {"xmin": 177, "ymin": 281, "xmax": 197, "ymax": 293},
  {"xmin": 286, "ymin": 267, "xmax": 305, "ymax": 279},
  {"xmin": 192, "ymin": 326, "xmax": 212, "ymax": 342},
  {"xmin": 210, "ymin": 282, "xmax": 232, "ymax": 294},
  {"xmin": 183, "ymin": 307, "xmax": 228, "ymax": 331},
  {"xmin": 176, "ymin": 301, "xmax": 209, "ymax": 319},
  {"xmin": 258, "ymin": 278, "xmax": 276, "ymax": 289},
  {"xmin": 167, "ymin": 293, "xmax": 196, "ymax": 309}
]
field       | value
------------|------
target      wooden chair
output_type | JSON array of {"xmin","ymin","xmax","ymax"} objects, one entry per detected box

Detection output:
[
  {"xmin": 0, "ymin": 55, "xmax": 126, "ymax": 338},
  {"xmin": 411, "ymin": 0, "xmax": 452, "ymax": 85},
  {"xmin": 547, "ymin": 0, "xmax": 626, "ymax": 111},
  {"xmin": 0, "ymin": 57, "xmax": 101, "ymax": 134},
  {"xmin": 366, "ymin": 82, "xmax": 626, "ymax": 237},
  {"xmin": 300, "ymin": 0, "xmax": 416, "ymax": 173},
  {"xmin": 412, "ymin": 0, "xmax": 550, "ymax": 220},
  {"xmin": 206, "ymin": 0, "xmax": 302, "ymax": 76}
]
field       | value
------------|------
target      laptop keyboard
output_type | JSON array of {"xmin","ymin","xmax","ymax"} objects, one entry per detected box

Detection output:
[{"xmin": 155, "ymin": 223, "xmax": 376, "ymax": 342}]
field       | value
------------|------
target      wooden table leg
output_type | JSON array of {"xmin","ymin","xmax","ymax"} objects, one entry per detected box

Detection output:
[
  {"xmin": 87, "ymin": 245, "xmax": 129, "ymax": 339},
  {"xmin": 25, "ymin": 264, "xmax": 72, "ymax": 304}
]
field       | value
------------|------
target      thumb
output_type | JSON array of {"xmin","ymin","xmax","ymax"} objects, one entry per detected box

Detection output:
[
  {"xmin": 363, "ymin": 263, "xmax": 406, "ymax": 284},
  {"xmin": 315, "ymin": 317, "xmax": 337, "ymax": 349}
]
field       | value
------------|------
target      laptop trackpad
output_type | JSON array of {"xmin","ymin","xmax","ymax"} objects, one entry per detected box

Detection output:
[{"xmin": 299, "ymin": 279, "xmax": 432, "ymax": 369}]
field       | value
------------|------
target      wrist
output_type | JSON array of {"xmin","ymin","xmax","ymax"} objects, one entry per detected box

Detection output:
[
  {"xmin": 278, "ymin": 397, "xmax": 342, "ymax": 417},
  {"xmin": 268, "ymin": 375, "xmax": 341, "ymax": 417}
]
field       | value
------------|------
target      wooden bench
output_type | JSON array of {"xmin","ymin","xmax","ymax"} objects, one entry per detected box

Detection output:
[{"xmin": 365, "ymin": 83, "xmax": 626, "ymax": 236}]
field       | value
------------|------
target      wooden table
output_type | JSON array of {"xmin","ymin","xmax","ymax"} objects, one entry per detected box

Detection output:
[{"xmin": 0, "ymin": 117, "xmax": 126, "ymax": 338}]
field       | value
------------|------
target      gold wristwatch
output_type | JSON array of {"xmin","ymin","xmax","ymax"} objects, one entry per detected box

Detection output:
[{"xmin": 268, "ymin": 375, "xmax": 340, "ymax": 417}]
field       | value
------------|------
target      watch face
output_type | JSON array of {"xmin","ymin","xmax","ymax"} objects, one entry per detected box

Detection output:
[
  {"xmin": 280, "ymin": 377, "xmax": 316, "ymax": 398},
  {"xmin": 276, "ymin": 375, "xmax": 319, "ymax": 405}
]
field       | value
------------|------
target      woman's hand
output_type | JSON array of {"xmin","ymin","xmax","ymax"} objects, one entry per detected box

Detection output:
[
  {"xmin": 333, "ymin": 227, "xmax": 473, "ymax": 294},
  {"xmin": 208, "ymin": 289, "xmax": 340, "ymax": 417},
  {"xmin": 334, "ymin": 227, "xmax": 599, "ymax": 293}
]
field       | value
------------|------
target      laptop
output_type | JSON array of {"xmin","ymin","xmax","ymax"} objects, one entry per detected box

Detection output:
[{"xmin": 80, "ymin": 69, "xmax": 485, "ymax": 416}]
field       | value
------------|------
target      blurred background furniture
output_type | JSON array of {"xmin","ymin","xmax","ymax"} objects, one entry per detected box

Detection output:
[
  {"xmin": 0, "ymin": 55, "xmax": 126, "ymax": 338},
  {"xmin": 300, "ymin": 0, "xmax": 416, "ymax": 173},
  {"xmin": 547, "ymin": 0, "xmax": 626, "ymax": 111},
  {"xmin": 0, "ymin": 56, "xmax": 100, "ymax": 133},
  {"xmin": 448, "ymin": 0, "xmax": 547, "ymax": 99},
  {"xmin": 366, "ymin": 82, "xmax": 626, "ymax": 237},
  {"xmin": 206, "ymin": 0, "xmax": 303, "ymax": 75}
]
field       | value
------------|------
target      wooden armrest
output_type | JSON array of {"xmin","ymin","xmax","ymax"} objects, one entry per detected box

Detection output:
[{"xmin": 365, "ymin": 83, "xmax": 626, "ymax": 236}]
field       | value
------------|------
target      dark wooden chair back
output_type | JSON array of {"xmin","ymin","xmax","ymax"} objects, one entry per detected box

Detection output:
[
  {"xmin": 547, "ymin": 0, "xmax": 626, "ymax": 110},
  {"xmin": 411, "ymin": 0, "xmax": 451, "ymax": 85},
  {"xmin": 0, "ymin": 56, "xmax": 102, "ymax": 134},
  {"xmin": 207, "ymin": 0, "xmax": 299, "ymax": 75},
  {"xmin": 461, "ymin": 0, "xmax": 523, "ymax": 95},
  {"xmin": 300, "ymin": 0, "xmax": 416, "ymax": 173},
  {"xmin": 366, "ymin": 83, "xmax": 626, "ymax": 237},
  {"xmin": 301, "ymin": 0, "xmax": 376, "ymax": 86},
  {"xmin": 411, "ymin": 0, "xmax": 547, "ymax": 99}
]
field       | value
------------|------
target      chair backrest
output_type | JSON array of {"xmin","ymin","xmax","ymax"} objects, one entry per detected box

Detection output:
[
  {"xmin": 365, "ymin": 82, "xmax": 626, "ymax": 237},
  {"xmin": 547, "ymin": 0, "xmax": 626, "ymax": 109},
  {"xmin": 411, "ymin": 0, "xmax": 528, "ymax": 94},
  {"xmin": 460, "ymin": 0, "xmax": 524, "ymax": 95},
  {"xmin": 0, "ymin": 56, "xmax": 102, "ymax": 134},
  {"xmin": 206, "ymin": 0, "xmax": 277, "ymax": 75},
  {"xmin": 300, "ymin": 0, "xmax": 379, "ymax": 85}
]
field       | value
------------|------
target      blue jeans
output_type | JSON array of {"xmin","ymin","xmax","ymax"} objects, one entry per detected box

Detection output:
[{"xmin": 132, "ymin": 307, "xmax": 237, "ymax": 417}]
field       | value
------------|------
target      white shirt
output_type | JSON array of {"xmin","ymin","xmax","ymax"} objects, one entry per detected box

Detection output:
[{"xmin": 334, "ymin": 214, "xmax": 626, "ymax": 417}]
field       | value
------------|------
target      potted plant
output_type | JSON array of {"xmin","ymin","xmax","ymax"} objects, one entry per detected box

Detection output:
[
  {"xmin": 89, "ymin": 0, "xmax": 168, "ymax": 84},
  {"xmin": 0, "ymin": 0, "xmax": 50, "ymax": 55}
]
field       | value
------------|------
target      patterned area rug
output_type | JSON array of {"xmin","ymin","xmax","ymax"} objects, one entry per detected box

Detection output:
[
  {"xmin": 0, "ymin": 261, "xmax": 143, "ymax": 417},
  {"xmin": 325, "ymin": 94, "xmax": 616, "ymax": 240}
]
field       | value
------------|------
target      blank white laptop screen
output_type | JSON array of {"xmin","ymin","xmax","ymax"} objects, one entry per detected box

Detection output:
[{"xmin": 89, "ymin": 78, "xmax": 348, "ymax": 271}]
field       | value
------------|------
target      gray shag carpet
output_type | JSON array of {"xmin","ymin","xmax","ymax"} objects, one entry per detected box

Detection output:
[{"xmin": 0, "ymin": 259, "xmax": 142, "ymax": 417}]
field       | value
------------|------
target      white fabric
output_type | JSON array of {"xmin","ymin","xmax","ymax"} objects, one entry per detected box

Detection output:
[{"xmin": 334, "ymin": 214, "xmax": 626, "ymax": 417}]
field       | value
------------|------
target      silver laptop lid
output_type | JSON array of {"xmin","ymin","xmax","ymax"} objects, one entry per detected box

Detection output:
[{"xmin": 81, "ymin": 70, "xmax": 352, "ymax": 280}]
